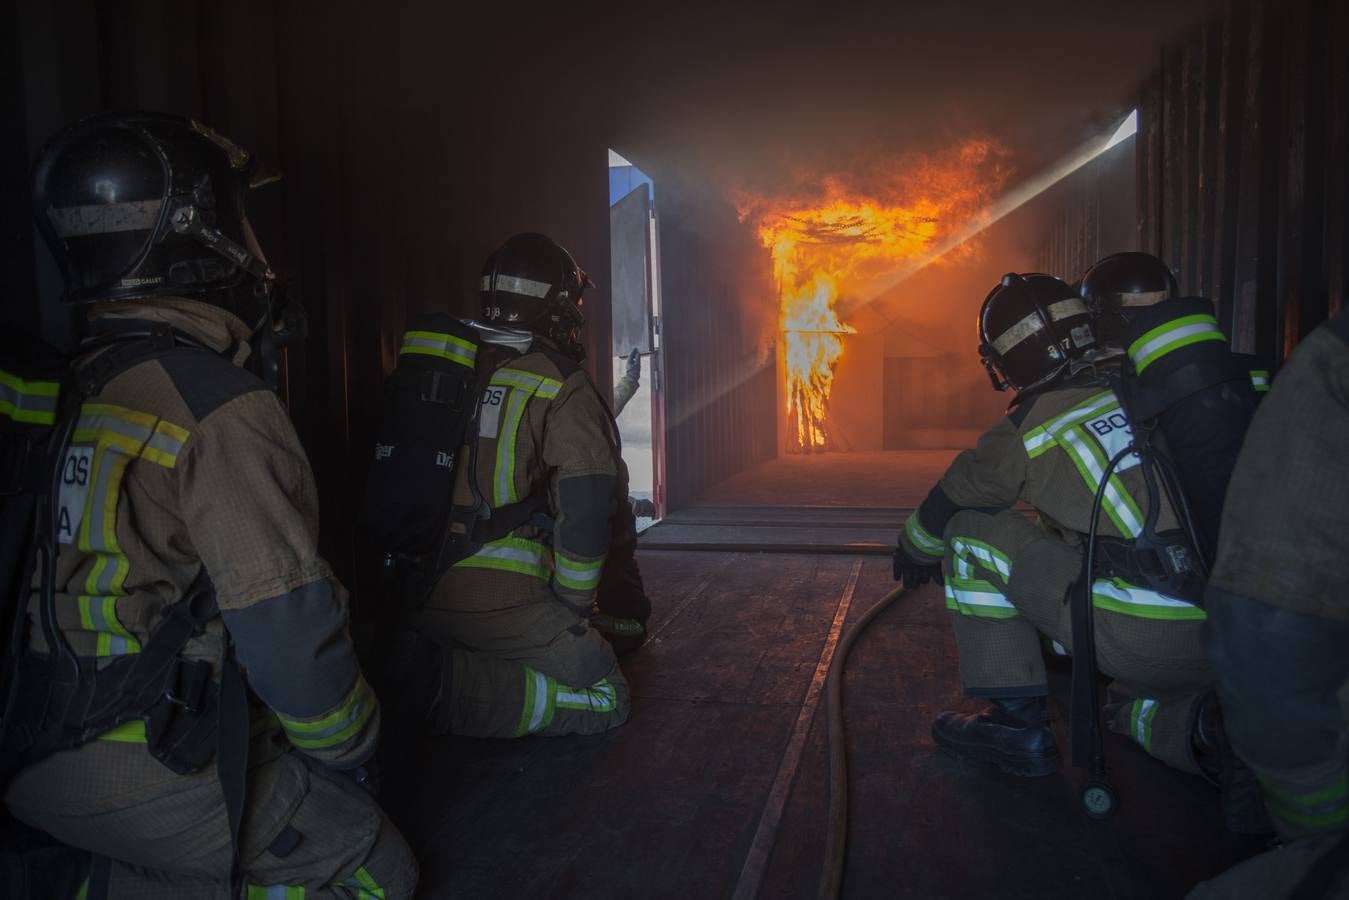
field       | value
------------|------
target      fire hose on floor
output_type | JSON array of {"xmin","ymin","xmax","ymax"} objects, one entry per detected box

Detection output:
[{"xmin": 816, "ymin": 583, "xmax": 908, "ymax": 900}]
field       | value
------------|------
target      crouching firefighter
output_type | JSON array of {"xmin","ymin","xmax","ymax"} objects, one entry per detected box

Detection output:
[
  {"xmin": 892, "ymin": 273, "xmax": 1214, "ymax": 784},
  {"xmin": 0, "ymin": 113, "xmax": 416, "ymax": 898},
  {"xmin": 367, "ymin": 233, "xmax": 630, "ymax": 742}
]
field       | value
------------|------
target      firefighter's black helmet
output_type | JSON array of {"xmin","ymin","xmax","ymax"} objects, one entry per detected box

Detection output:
[
  {"xmin": 31, "ymin": 111, "xmax": 272, "ymax": 327},
  {"xmin": 479, "ymin": 233, "xmax": 593, "ymax": 359},
  {"xmin": 978, "ymin": 273, "xmax": 1097, "ymax": 393},
  {"xmin": 1078, "ymin": 251, "xmax": 1179, "ymax": 345}
]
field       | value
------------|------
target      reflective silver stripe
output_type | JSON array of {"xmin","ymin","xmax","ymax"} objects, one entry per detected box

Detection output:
[
  {"xmin": 952, "ymin": 538, "xmax": 1011, "ymax": 578},
  {"xmin": 400, "ymin": 333, "xmax": 477, "ymax": 366},
  {"xmin": 1131, "ymin": 321, "xmax": 1216, "ymax": 365},
  {"xmin": 1115, "ymin": 290, "xmax": 1169, "ymax": 308},
  {"xmin": 943, "ymin": 582, "xmax": 1017, "ymax": 611},
  {"xmin": 1043, "ymin": 391, "xmax": 1116, "ymax": 434},
  {"xmin": 0, "ymin": 373, "xmax": 59, "ymax": 424},
  {"xmin": 1047, "ymin": 297, "xmax": 1088, "ymax": 321},
  {"xmin": 554, "ymin": 554, "xmax": 602, "ymax": 588},
  {"xmin": 1022, "ymin": 429, "xmax": 1054, "ymax": 457},
  {"xmin": 1094, "ymin": 580, "xmax": 1196, "ymax": 610},
  {"xmin": 481, "ymin": 274, "xmax": 553, "ymax": 298},
  {"xmin": 1058, "ymin": 426, "xmax": 1144, "ymax": 537},
  {"xmin": 474, "ymin": 540, "xmax": 544, "ymax": 569},
  {"xmin": 1134, "ymin": 698, "xmax": 1157, "ymax": 746},
  {"xmin": 47, "ymin": 200, "xmax": 164, "ymax": 237},
  {"xmin": 493, "ymin": 388, "xmax": 531, "ymax": 505},
  {"xmin": 991, "ymin": 312, "xmax": 1045, "ymax": 356},
  {"xmin": 144, "ymin": 430, "xmax": 186, "ymax": 461},
  {"xmin": 526, "ymin": 670, "xmax": 551, "ymax": 733}
]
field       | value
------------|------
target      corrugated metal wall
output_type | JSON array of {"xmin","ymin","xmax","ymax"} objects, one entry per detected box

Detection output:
[
  {"xmin": 1134, "ymin": 0, "xmax": 1345, "ymax": 361},
  {"xmin": 1035, "ymin": 141, "xmax": 1138, "ymax": 284},
  {"xmin": 1035, "ymin": 0, "xmax": 1348, "ymax": 364}
]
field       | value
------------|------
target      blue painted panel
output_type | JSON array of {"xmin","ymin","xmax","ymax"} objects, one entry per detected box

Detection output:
[{"xmin": 609, "ymin": 164, "xmax": 654, "ymax": 207}]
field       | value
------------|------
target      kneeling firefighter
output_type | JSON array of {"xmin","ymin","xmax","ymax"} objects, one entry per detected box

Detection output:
[
  {"xmin": 892, "ymin": 273, "xmax": 1214, "ymax": 781},
  {"xmin": 368, "ymin": 233, "xmax": 631, "ymax": 741},
  {"xmin": 0, "ymin": 113, "xmax": 417, "ymax": 898}
]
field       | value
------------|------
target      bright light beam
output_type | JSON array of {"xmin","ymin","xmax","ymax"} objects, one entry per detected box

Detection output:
[{"xmin": 838, "ymin": 108, "xmax": 1139, "ymax": 321}]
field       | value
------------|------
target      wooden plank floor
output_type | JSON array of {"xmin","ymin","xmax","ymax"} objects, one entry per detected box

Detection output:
[{"xmin": 384, "ymin": 548, "xmax": 1265, "ymax": 899}]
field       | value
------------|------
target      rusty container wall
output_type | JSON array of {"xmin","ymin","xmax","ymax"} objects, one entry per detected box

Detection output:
[{"xmin": 1130, "ymin": 0, "xmax": 1348, "ymax": 360}]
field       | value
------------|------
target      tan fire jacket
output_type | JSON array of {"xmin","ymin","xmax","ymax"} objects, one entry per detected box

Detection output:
[
  {"xmin": 1209, "ymin": 313, "xmax": 1349, "ymax": 622},
  {"xmin": 899, "ymin": 363, "xmax": 1185, "ymax": 609},
  {"xmin": 447, "ymin": 340, "xmax": 620, "ymax": 612},
  {"xmin": 26, "ymin": 297, "xmax": 377, "ymax": 767}
]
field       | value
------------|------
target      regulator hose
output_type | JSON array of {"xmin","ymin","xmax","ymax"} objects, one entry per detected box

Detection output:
[{"xmin": 817, "ymin": 583, "xmax": 908, "ymax": 900}]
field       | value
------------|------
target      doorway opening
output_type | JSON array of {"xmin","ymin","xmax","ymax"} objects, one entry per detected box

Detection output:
[{"xmin": 608, "ymin": 149, "xmax": 666, "ymax": 529}]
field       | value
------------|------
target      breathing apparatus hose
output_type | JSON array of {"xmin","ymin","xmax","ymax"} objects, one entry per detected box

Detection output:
[
  {"xmin": 1076, "ymin": 444, "xmax": 1135, "ymax": 780},
  {"xmin": 817, "ymin": 583, "xmax": 908, "ymax": 900}
]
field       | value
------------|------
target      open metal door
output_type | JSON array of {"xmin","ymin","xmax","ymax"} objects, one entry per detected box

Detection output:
[{"xmin": 609, "ymin": 179, "xmax": 665, "ymax": 526}]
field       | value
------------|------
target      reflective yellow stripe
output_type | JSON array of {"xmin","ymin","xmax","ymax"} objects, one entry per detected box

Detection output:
[
  {"xmin": 278, "ymin": 675, "xmax": 377, "ymax": 751},
  {"xmin": 96, "ymin": 719, "xmax": 147, "ymax": 743},
  {"xmin": 904, "ymin": 513, "xmax": 945, "ymax": 557},
  {"xmin": 352, "ymin": 866, "xmax": 385, "ymax": 899},
  {"xmin": 1128, "ymin": 313, "xmax": 1226, "ymax": 373},
  {"xmin": 400, "ymin": 329, "xmax": 477, "ymax": 368},
  {"xmin": 0, "ymin": 368, "xmax": 61, "ymax": 425},
  {"xmin": 488, "ymin": 368, "xmax": 565, "ymax": 505},
  {"xmin": 455, "ymin": 536, "xmax": 550, "ymax": 579},
  {"xmin": 1129, "ymin": 698, "xmax": 1159, "ymax": 751},
  {"xmin": 1091, "ymin": 578, "xmax": 1206, "ymax": 621},
  {"xmin": 554, "ymin": 551, "xmax": 603, "ymax": 591},
  {"xmin": 68, "ymin": 403, "xmax": 191, "ymax": 659},
  {"xmin": 944, "ymin": 537, "xmax": 1018, "ymax": 618}
]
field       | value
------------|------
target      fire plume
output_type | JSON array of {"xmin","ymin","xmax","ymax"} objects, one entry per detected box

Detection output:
[{"xmin": 739, "ymin": 139, "xmax": 1009, "ymax": 450}]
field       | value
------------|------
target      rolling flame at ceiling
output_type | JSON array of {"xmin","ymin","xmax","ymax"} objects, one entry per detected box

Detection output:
[{"xmin": 739, "ymin": 139, "xmax": 1011, "ymax": 450}]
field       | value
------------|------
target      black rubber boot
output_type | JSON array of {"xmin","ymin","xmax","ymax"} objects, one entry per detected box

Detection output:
[
  {"xmin": 1192, "ymin": 692, "xmax": 1274, "ymax": 836},
  {"xmin": 931, "ymin": 696, "xmax": 1061, "ymax": 777}
]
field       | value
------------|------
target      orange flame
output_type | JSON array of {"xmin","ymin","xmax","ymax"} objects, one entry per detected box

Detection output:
[{"xmin": 739, "ymin": 139, "xmax": 1010, "ymax": 450}]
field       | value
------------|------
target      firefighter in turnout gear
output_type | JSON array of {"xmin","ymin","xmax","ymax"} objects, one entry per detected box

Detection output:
[
  {"xmin": 411, "ymin": 233, "xmax": 631, "ymax": 738},
  {"xmin": 1188, "ymin": 309, "xmax": 1349, "ymax": 898},
  {"xmin": 0, "ymin": 113, "xmax": 416, "ymax": 898},
  {"xmin": 893, "ymin": 273, "xmax": 1213, "ymax": 778}
]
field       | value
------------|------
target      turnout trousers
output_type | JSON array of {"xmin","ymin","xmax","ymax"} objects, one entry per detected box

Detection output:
[
  {"xmin": 417, "ymin": 565, "xmax": 630, "ymax": 738},
  {"xmin": 3, "ymin": 735, "xmax": 417, "ymax": 898},
  {"xmin": 1204, "ymin": 587, "xmax": 1349, "ymax": 841},
  {"xmin": 940, "ymin": 509, "xmax": 1213, "ymax": 774}
]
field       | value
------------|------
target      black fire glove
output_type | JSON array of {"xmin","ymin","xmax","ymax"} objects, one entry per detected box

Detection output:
[
  {"xmin": 893, "ymin": 544, "xmax": 942, "ymax": 589},
  {"xmin": 625, "ymin": 347, "xmax": 642, "ymax": 383}
]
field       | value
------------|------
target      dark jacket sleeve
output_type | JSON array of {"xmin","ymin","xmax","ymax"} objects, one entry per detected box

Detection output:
[
  {"xmin": 180, "ymin": 389, "xmax": 378, "ymax": 768},
  {"xmin": 542, "ymin": 373, "xmax": 618, "ymax": 612},
  {"xmin": 897, "ymin": 416, "xmax": 1027, "ymax": 562}
]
